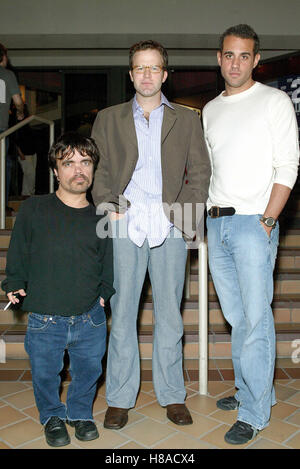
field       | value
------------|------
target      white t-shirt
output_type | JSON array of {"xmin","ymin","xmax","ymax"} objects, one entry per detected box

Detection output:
[{"xmin": 202, "ymin": 81, "xmax": 299, "ymax": 215}]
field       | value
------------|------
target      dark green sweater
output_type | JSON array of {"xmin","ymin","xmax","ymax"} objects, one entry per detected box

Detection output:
[{"xmin": 2, "ymin": 193, "xmax": 115, "ymax": 316}]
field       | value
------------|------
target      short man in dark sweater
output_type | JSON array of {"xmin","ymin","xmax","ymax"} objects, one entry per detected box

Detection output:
[{"xmin": 2, "ymin": 132, "xmax": 115, "ymax": 447}]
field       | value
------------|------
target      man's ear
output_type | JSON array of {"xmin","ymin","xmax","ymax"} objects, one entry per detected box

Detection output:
[
  {"xmin": 217, "ymin": 51, "xmax": 222, "ymax": 67},
  {"xmin": 253, "ymin": 53, "xmax": 261, "ymax": 70}
]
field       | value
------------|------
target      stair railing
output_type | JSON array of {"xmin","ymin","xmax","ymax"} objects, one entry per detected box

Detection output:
[
  {"xmin": 184, "ymin": 239, "xmax": 208, "ymax": 395},
  {"xmin": 0, "ymin": 115, "xmax": 55, "ymax": 229},
  {"xmin": 1, "ymin": 117, "xmax": 208, "ymax": 395}
]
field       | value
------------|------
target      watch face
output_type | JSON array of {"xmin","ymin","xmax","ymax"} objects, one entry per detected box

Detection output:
[{"xmin": 265, "ymin": 217, "xmax": 275, "ymax": 227}]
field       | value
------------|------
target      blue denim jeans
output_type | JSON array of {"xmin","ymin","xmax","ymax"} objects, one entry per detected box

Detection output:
[
  {"xmin": 24, "ymin": 300, "xmax": 106, "ymax": 425},
  {"xmin": 106, "ymin": 220, "xmax": 187, "ymax": 408},
  {"xmin": 207, "ymin": 214, "xmax": 279, "ymax": 430}
]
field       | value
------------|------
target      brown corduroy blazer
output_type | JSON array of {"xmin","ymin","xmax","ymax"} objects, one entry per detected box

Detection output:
[{"xmin": 91, "ymin": 99, "xmax": 211, "ymax": 239}]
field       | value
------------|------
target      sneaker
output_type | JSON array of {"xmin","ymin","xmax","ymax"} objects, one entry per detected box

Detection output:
[
  {"xmin": 216, "ymin": 395, "xmax": 240, "ymax": 411},
  {"xmin": 44, "ymin": 416, "xmax": 70, "ymax": 447},
  {"xmin": 68, "ymin": 420, "xmax": 99, "ymax": 441},
  {"xmin": 225, "ymin": 420, "xmax": 259, "ymax": 445}
]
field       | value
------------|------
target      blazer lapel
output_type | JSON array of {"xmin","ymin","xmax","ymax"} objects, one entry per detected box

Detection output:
[
  {"xmin": 121, "ymin": 99, "xmax": 138, "ymax": 148},
  {"xmin": 161, "ymin": 105, "xmax": 177, "ymax": 143}
]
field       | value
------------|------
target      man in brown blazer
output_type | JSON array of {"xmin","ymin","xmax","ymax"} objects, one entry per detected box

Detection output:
[{"xmin": 92, "ymin": 40, "xmax": 210, "ymax": 430}]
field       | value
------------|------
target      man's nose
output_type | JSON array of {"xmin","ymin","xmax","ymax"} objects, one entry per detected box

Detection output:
[
  {"xmin": 231, "ymin": 57, "xmax": 240, "ymax": 68},
  {"xmin": 74, "ymin": 163, "xmax": 83, "ymax": 173}
]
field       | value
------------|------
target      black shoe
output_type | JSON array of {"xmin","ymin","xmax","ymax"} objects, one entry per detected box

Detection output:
[
  {"xmin": 216, "ymin": 396, "xmax": 240, "ymax": 411},
  {"xmin": 44, "ymin": 416, "xmax": 71, "ymax": 447},
  {"xmin": 68, "ymin": 420, "xmax": 99, "ymax": 441},
  {"xmin": 225, "ymin": 420, "xmax": 259, "ymax": 445}
]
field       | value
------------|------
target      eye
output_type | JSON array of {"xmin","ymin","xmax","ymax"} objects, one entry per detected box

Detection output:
[{"xmin": 82, "ymin": 160, "xmax": 92, "ymax": 166}]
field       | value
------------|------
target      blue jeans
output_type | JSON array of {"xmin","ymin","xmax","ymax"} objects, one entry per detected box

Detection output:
[
  {"xmin": 106, "ymin": 220, "xmax": 187, "ymax": 408},
  {"xmin": 24, "ymin": 300, "xmax": 106, "ymax": 425},
  {"xmin": 207, "ymin": 214, "xmax": 279, "ymax": 430}
]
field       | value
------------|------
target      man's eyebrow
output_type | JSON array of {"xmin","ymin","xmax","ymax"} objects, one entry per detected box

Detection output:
[{"xmin": 223, "ymin": 50, "xmax": 251, "ymax": 55}]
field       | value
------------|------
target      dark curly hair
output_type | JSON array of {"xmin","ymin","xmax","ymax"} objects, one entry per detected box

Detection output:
[{"xmin": 48, "ymin": 132, "xmax": 100, "ymax": 173}]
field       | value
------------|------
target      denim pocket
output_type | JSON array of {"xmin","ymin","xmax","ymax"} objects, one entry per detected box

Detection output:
[
  {"xmin": 27, "ymin": 313, "xmax": 52, "ymax": 331},
  {"xmin": 87, "ymin": 303, "xmax": 106, "ymax": 328}
]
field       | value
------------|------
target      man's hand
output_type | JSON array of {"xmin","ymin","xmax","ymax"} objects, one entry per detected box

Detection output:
[
  {"xmin": 100, "ymin": 297, "xmax": 105, "ymax": 307},
  {"xmin": 259, "ymin": 221, "xmax": 273, "ymax": 238},
  {"xmin": 109, "ymin": 212, "xmax": 125, "ymax": 221},
  {"xmin": 7, "ymin": 289, "xmax": 26, "ymax": 304}
]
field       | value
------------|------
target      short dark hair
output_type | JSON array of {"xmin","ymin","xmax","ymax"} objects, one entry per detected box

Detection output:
[
  {"xmin": 219, "ymin": 24, "xmax": 260, "ymax": 56},
  {"xmin": 48, "ymin": 132, "xmax": 100, "ymax": 173},
  {"xmin": 129, "ymin": 40, "xmax": 168, "ymax": 70},
  {"xmin": 0, "ymin": 43, "xmax": 7, "ymax": 62}
]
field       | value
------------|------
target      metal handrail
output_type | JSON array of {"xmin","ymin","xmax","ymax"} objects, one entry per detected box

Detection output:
[
  {"xmin": 0, "ymin": 115, "xmax": 55, "ymax": 229},
  {"xmin": 184, "ymin": 247, "xmax": 208, "ymax": 395},
  {"xmin": 0, "ymin": 116, "xmax": 209, "ymax": 396}
]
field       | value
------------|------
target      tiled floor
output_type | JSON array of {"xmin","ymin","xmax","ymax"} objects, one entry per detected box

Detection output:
[{"xmin": 0, "ymin": 377, "xmax": 300, "ymax": 449}]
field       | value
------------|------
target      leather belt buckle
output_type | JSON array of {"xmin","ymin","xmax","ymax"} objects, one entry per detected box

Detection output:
[{"xmin": 210, "ymin": 206, "xmax": 220, "ymax": 218}]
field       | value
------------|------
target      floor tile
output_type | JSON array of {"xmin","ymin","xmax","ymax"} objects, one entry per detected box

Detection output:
[
  {"xmin": 287, "ymin": 391, "xmax": 300, "ymax": 406},
  {"xmin": 71, "ymin": 426, "xmax": 130, "ymax": 449},
  {"xmin": 3, "ymin": 388, "xmax": 36, "ymax": 409},
  {"xmin": 285, "ymin": 432, "xmax": 300, "ymax": 449},
  {"xmin": 200, "ymin": 423, "xmax": 252, "ymax": 449},
  {"xmin": 249, "ymin": 438, "xmax": 289, "ymax": 449},
  {"xmin": 261, "ymin": 418, "xmax": 299, "ymax": 443},
  {"xmin": 153, "ymin": 432, "xmax": 213, "ymax": 449},
  {"xmin": 166, "ymin": 411, "xmax": 221, "ymax": 439},
  {"xmin": 120, "ymin": 419, "xmax": 176, "ymax": 447},
  {"xmin": 0, "ymin": 418, "xmax": 42, "ymax": 447},
  {"xmin": 21, "ymin": 437, "xmax": 79, "ymax": 449},
  {"xmin": 0, "ymin": 382, "xmax": 28, "ymax": 398},
  {"xmin": 185, "ymin": 394, "xmax": 219, "ymax": 415},
  {"xmin": 286, "ymin": 409, "xmax": 300, "ymax": 426},
  {"xmin": 271, "ymin": 401, "xmax": 299, "ymax": 419},
  {"xmin": 0, "ymin": 405, "xmax": 26, "ymax": 428},
  {"xmin": 0, "ymin": 441, "xmax": 11, "ymax": 449}
]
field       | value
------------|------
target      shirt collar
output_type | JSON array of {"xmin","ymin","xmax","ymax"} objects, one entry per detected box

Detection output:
[{"xmin": 133, "ymin": 93, "xmax": 174, "ymax": 115}]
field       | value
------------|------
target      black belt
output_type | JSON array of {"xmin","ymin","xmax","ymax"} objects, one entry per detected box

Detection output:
[{"xmin": 208, "ymin": 206, "xmax": 236, "ymax": 218}]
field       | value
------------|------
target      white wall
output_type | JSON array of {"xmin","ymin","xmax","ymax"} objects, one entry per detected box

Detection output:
[{"xmin": 1, "ymin": 0, "xmax": 299, "ymax": 66}]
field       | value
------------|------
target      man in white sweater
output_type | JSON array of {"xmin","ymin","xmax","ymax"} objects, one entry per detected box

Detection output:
[{"xmin": 203, "ymin": 24, "xmax": 299, "ymax": 445}]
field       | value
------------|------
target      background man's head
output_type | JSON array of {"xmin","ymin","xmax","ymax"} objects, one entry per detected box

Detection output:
[{"xmin": 0, "ymin": 43, "xmax": 8, "ymax": 66}]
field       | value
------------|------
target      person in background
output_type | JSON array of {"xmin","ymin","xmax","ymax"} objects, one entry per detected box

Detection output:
[{"xmin": 0, "ymin": 42, "xmax": 24, "ymax": 213}]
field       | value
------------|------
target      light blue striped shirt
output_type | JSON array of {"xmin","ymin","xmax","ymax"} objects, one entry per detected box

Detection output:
[{"xmin": 123, "ymin": 93, "xmax": 173, "ymax": 248}]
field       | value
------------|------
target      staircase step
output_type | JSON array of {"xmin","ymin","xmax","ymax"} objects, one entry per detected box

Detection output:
[
  {"xmin": 1, "ymin": 356, "xmax": 299, "ymax": 382},
  {"xmin": 1, "ymin": 323, "xmax": 299, "ymax": 361}
]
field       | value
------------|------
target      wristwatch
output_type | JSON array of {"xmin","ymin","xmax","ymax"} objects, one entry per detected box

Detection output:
[{"xmin": 260, "ymin": 216, "xmax": 277, "ymax": 228}]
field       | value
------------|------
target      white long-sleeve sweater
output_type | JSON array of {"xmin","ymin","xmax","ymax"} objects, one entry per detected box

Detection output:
[{"xmin": 203, "ymin": 81, "xmax": 299, "ymax": 215}]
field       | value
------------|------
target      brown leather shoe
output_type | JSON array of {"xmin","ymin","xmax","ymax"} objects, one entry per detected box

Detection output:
[
  {"xmin": 104, "ymin": 407, "xmax": 129, "ymax": 429},
  {"xmin": 166, "ymin": 404, "xmax": 193, "ymax": 425}
]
